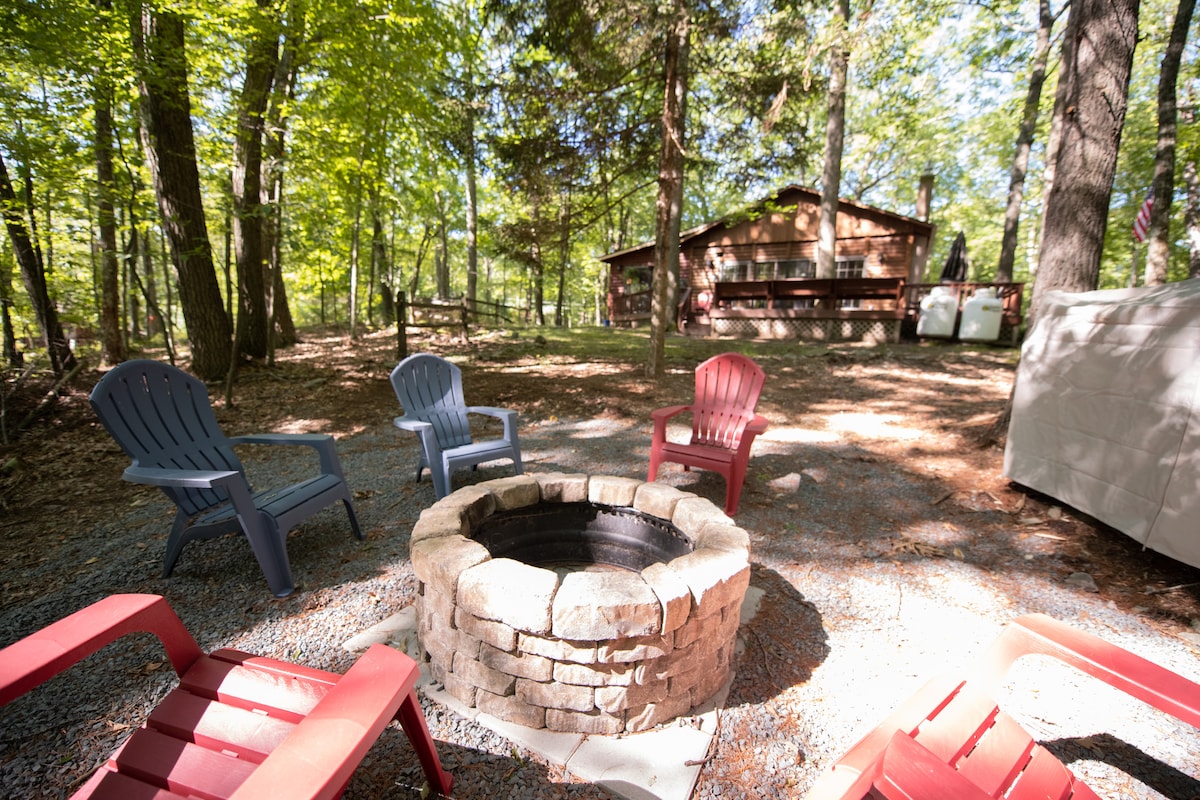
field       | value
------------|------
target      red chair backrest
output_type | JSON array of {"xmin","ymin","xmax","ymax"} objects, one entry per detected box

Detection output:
[{"xmin": 690, "ymin": 353, "xmax": 766, "ymax": 450}]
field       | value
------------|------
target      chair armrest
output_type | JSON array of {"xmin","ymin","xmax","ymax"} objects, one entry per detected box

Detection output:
[
  {"xmin": 228, "ymin": 644, "xmax": 448, "ymax": 800},
  {"xmin": 651, "ymin": 405, "xmax": 691, "ymax": 423},
  {"xmin": 124, "ymin": 466, "xmax": 259, "ymax": 523},
  {"xmin": 123, "ymin": 465, "xmax": 243, "ymax": 490},
  {"xmin": 230, "ymin": 433, "xmax": 345, "ymax": 478},
  {"xmin": 465, "ymin": 406, "xmax": 516, "ymax": 420},
  {"xmin": 467, "ymin": 406, "xmax": 519, "ymax": 440},
  {"xmin": 651, "ymin": 405, "xmax": 692, "ymax": 441},
  {"xmin": 0, "ymin": 594, "xmax": 204, "ymax": 706},
  {"xmin": 393, "ymin": 416, "xmax": 441, "ymax": 460},
  {"xmin": 974, "ymin": 613, "xmax": 1200, "ymax": 729},
  {"xmin": 735, "ymin": 414, "xmax": 769, "ymax": 456}
]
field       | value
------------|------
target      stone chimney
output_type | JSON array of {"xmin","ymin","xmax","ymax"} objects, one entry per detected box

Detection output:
[
  {"xmin": 911, "ymin": 169, "xmax": 935, "ymax": 283},
  {"xmin": 916, "ymin": 169, "xmax": 935, "ymax": 222}
]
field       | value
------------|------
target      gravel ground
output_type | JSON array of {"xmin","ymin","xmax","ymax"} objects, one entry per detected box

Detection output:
[{"xmin": 2, "ymin": 334, "xmax": 1199, "ymax": 799}]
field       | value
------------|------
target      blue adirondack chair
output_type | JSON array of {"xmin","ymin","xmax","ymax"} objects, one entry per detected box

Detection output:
[
  {"xmin": 390, "ymin": 353, "xmax": 523, "ymax": 500},
  {"xmin": 90, "ymin": 360, "xmax": 363, "ymax": 597}
]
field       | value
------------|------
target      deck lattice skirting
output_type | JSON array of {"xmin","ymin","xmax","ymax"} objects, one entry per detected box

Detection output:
[
  {"xmin": 410, "ymin": 473, "xmax": 751, "ymax": 734},
  {"xmin": 710, "ymin": 315, "xmax": 901, "ymax": 343}
]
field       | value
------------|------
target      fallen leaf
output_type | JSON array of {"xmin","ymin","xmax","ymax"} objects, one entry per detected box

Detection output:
[{"xmin": 891, "ymin": 537, "xmax": 945, "ymax": 558}]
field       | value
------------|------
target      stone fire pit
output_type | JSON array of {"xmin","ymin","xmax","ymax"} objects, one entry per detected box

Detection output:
[{"xmin": 410, "ymin": 473, "xmax": 751, "ymax": 734}]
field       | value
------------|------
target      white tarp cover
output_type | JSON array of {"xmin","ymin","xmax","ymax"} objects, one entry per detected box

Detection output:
[{"xmin": 1003, "ymin": 280, "xmax": 1200, "ymax": 568}]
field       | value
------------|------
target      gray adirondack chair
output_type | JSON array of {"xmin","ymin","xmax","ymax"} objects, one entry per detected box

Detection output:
[
  {"xmin": 390, "ymin": 353, "xmax": 523, "ymax": 500},
  {"xmin": 89, "ymin": 360, "xmax": 363, "ymax": 597}
]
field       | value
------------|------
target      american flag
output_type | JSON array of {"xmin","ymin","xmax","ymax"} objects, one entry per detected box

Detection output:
[{"xmin": 1132, "ymin": 188, "xmax": 1153, "ymax": 242}]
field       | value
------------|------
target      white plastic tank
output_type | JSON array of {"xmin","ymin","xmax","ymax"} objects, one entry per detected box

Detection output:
[
  {"xmin": 917, "ymin": 286, "xmax": 959, "ymax": 338},
  {"xmin": 959, "ymin": 288, "xmax": 1004, "ymax": 342}
]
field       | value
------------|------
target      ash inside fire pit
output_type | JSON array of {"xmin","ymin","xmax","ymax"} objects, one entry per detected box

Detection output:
[
  {"xmin": 471, "ymin": 502, "xmax": 693, "ymax": 570},
  {"xmin": 410, "ymin": 473, "xmax": 751, "ymax": 734}
]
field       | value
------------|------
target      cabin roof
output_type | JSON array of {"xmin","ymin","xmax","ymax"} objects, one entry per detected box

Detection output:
[{"xmin": 599, "ymin": 184, "xmax": 933, "ymax": 263}]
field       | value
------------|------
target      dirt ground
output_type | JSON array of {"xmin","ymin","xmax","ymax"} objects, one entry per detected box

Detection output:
[
  {"xmin": 3, "ymin": 326, "xmax": 1200, "ymax": 798},
  {"xmin": 4, "ymin": 327, "xmax": 1199, "ymax": 635}
]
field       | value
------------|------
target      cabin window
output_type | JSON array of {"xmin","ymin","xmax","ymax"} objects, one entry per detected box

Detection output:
[
  {"xmin": 755, "ymin": 259, "xmax": 813, "ymax": 280},
  {"xmin": 624, "ymin": 267, "xmax": 651, "ymax": 293},
  {"xmin": 720, "ymin": 261, "xmax": 754, "ymax": 282},
  {"xmin": 835, "ymin": 257, "xmax": 865, "ymax": 278},
  {"xmin": 836, "ymin": 257, "xmax": 866, "ymax": 308}
]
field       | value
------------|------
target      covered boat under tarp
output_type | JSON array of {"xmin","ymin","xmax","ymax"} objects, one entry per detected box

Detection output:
[{"xmin": 1004, "ymin": 280, "xmax": 1200, "ymax": 569}]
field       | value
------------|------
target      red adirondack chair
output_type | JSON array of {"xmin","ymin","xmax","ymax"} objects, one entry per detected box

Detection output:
[
  {"xmin": 803, "ymin": 613, "xmax": 1200, "ymax": 800},
  {"xmin": 648, "ymin": 352, "xmax": 768, "ymax": 515},
  {"xmin": 0, "ymin": 594, "xmax": 453, "ymax": 800}
]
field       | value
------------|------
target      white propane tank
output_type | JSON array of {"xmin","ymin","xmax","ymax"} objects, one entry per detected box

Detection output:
[
  {"xmin": 917, "ymin": 286, "xmax": 959, "ymax": 338},
  {"xmin": 959, "ymin": 288, "xmax": 1003, "ymax": 342}
]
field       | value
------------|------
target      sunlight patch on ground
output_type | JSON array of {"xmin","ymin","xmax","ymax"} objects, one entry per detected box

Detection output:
[
  {"xmin": 272, "ymin": 418, "xmax": 337, "ymax": 434},
  {"xmin": 761, "ymin": 426, "xmax": 840, "ymax": 444},
  {"xmin": 561, "ymin": 419, "xmax": 638, "ymax": 439},
  {"xmin": 502, "ymin": 362, "xmax": 629, "ymax": 376},
  {"xmin": 825, "ymin": 412, "xmax": 926, "ymax": 441},
  {"xmin": 853, "ymin": 365, "xmax": 992, "ymax": 389}
]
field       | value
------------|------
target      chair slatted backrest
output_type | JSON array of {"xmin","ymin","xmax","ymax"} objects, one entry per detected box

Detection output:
[
  {"xmin": 391, "ymin": 354, "xmax": 474, "ymax": 450},
  {"xmin": 690, "ymin": 353, "xmax": 766, "ymax": 450},
  {"xmin": 91, "ymin": 361, "xmax": 244, "ymax": 517}
]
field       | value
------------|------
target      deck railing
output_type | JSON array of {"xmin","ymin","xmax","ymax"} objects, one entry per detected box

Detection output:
[{"xmin": 610, "ymin": 279, "xmax": 1025, "ymax": 332}]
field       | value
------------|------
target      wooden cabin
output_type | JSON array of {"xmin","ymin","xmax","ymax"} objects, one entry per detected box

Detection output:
[{"xmin": 601, "ymin": 185, "xmax": 1024, "ymax": 344}]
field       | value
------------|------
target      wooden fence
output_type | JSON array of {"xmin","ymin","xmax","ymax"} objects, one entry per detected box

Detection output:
[{"xmin": 393, "ymin": 294, "xmax": 516, "ymax": 359}]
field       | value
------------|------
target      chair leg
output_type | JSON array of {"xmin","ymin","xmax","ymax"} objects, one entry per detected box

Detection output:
[
  {"xmin": 343, "ymin": 497, "xmax": 365, "ymax": 541},
  {"xmin": 431, "ymin": 458, "xmax": 452, "ymax": 500},
  {"xmin": 396, "ymin": 689, "xmax": 454, "ymax": 796},
  {"xmin": 161, "ymin": 512, "xmax": 192, "ymax": 578},
  {"xmin": 647, "ymin": 450, "xmax": 663, "ymax": 482},
  {"xmin": 724, "ymin": 466, "xmax": 746, "ymax": 515},
  {"xmin": 242, "ymin": 518, "xmax": 296, "ymax": 598}
]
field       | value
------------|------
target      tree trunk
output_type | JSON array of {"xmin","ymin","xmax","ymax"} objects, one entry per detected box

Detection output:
[
  {"xmin": 1030, "ymin": 0, "xmax": 1139, "ymax": 326},
  {"xmin": 94, "ymin": 71, "xmax": 125, "ymax": 366},
  {"xmin": 133, "ymin": 3, "xmax": 231, "ymax": 380},
  {"xmin": 465, "ymin": 98, "xmax": 479, "ymax": 309},
  {"xmin": 982, "ymin": 0, "xmax": 1139, "ymax": 449},
  {"xmin": 264, "ymin": 7, "xmax": 301, "ymax": 353},
  {"xmin": 1033, "ymin": 4, "xmax": 1080, "ymax": 281},
  {"xmin": 1141, "ymin": 0, "xmax": 1194, "ymax": 286},
  {"xmin": 648, "ymin": 0, "xmax": 689, "ymax": 378},
  {"xmin": 996, "ymin": 0, "xmax": 1055, "ymax": 283},
  {"xmin": 435, "ymin": 190, "xmax": 451, "ymax": 301},
  {"xmin": 371, "ymin": 205, "xmax": 387, "ymax": 326},
  {"xmin": 815, "ymin": 0, "xmax": 850, "ymax": 282},
  {"xmin": 231, "ymin": 0, "xmax": 279, "ymax": 358},
  {"xmin": 0, "ymin": 153, "xmax": 76, "ymax": 375},
  {"xmin": 1186, "ymin": 160, "xmax": 1200, "ymax": 279},
  {"xmin": 555, "ymin": 197, "xmax": 571, "ymax": 328}
]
